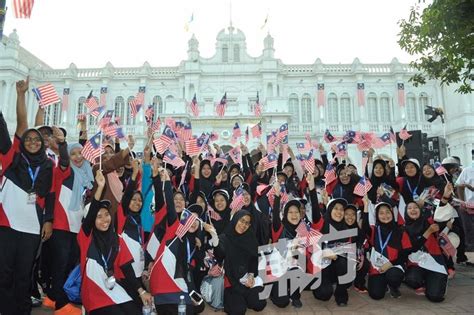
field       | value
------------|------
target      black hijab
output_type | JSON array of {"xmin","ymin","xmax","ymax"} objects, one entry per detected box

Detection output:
[
  {"xmin": 374, "ymin": 202, "xmax": 403, "ymax": 252},
  {"xmin": 419, "ymin": 164, "xmax": 445, "ymax": 192},
  {"xmin": 92, "ymin": 200, "xmax": 118, "ymax": 274},
  {"xmin": 404, "ymin": 201, "xmax": 430, "ymax": 239},
  {"xmin": 401, "ymin": 160, "xmax": 422, "ymax": 203},
  {"xmin": 281, "ymin": 199, "xmax": 303, "ymax": 239},
  {"xmin": 323, "ymin": 198, "xmax": 348, "ymax": 233},
  {"xmin": 368, "ymin": 159, "xmax": 398, "ymax": 204},
  {"xmin": 122, "ymin": 190, "xmax": 144, "ymax": 242},
  {"xmin": 211, "ymin": 189, "xmax": 232, "ymax": 234},
  {"xmin": 332, "ymin": 165, "xmax": 359, "ymax": 204},
  {"xmin": 199, "ymin": 160, "xmax": 214, "ymax": 197},
  {"xmin": 10, "ymin": 129, "xmax": 53, "ymax": 197}
]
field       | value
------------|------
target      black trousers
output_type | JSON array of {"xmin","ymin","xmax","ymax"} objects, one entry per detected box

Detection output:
[
  {"xmin": 368, "ymin": 267, "xmax": 404, "ymax": 300},
  {"xmin": 270, "ymin": 278, "xmax": 301, "ymax": 308},
  {"xmin": 405, "ymin": 266, "xmax": 448, "ymax": 302},
  {"xmin": 89, "ymin": 301, "xmax": 140, "ymax": 315},
  {"xmin": 155, "ymin": 302, "xmax": 205, "ymax": 315},
  {"xmin": 50, "ymin": 229, "xmax": 80, "ymax": 309},
  {"xmin": 0, "ymin": 227, "xmax": 41, "ymax": 315},
  {"xmin": 224, "ymin": 287, "xmax": 266, "ymax": 315},
  {"xmin": 312, "ymin": 257, "xmax": 352, "ymax": 304},
  {"xmin": 354, "ymin": 257, "xmax": 370, "ymax": 288},
  {"xmin": 119, "ymin": 276, "xmax": 144, "ymax": 309}
]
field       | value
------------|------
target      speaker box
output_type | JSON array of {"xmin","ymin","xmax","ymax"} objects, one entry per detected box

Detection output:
[{"xmin": 396, "ymin": 130, "xmax": 428, "ymax": 165}]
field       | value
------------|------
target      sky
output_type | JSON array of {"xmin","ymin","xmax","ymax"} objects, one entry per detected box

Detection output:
[{"xmin": 3, "ymin": 0, "xmax": 427, "ymax": 69}]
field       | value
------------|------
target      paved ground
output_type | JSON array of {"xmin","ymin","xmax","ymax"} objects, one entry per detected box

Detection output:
[{"xmin": 33, "ymin": 254, "xmax": 474, "ymax": 315}]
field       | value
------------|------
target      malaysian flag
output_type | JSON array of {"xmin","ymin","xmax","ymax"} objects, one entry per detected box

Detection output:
[
  {"xmin": 254, "ymin": 92, "xmax": 262, "ymax": 117},
  {"xmin": 145, "ymin": 105, "xmax": 154, "ymax": 126},
  {"xmin": 296, "ymin": 142, "xmax": 311, "ymax": 153},
  {"xmin": 153, "ymin": 126, "xmax": 176, "ymax": 154},
  {"xmin": 85, "ymin": 91, "xmax": 102, "ymax": 117},
  {"xmin": 13, "ymin": 0, "xmax": 34, "ymax": 18},
  {"xmin": 438, "ymin": 233, "xmax": 456, "ymax": 257},
  {"xmin": 176, "ymin": 209, "xmax": 199, "ymax": 240},
  {"xmin": 216, "ymin": 92, "xmax": 227, "ymax": 117},
  {"xmin": 380, "ymin": 133, "xmax": 392, "ymax": 145},
  {"xmin": 99, "ymin": 87, "xmax": 107, "ymax": 107},
  {"xmin": 185, "ymin": 138, "xmax": 200, "ymax": 157},
  {"xmin": 353, "ymin": 177, "xmax": 373, "ymax": 196},
  {"xmin": 434, "ymin": 162, "xmax": 448, "ymax": 176},
  {"xmin": 267, "ymin": 184, "xmax": 289, "ymax": 208},
  {"xmin": 325, "ymin": 163, "xmax": 337, "ymax": 185},
  {"xmin": 296, "ymin": 221, "xmax": 322, "ymax": 248},
  {"xmin": 397, "ymin": 83, "xmax": 405, "ymax": 107},
  {"xmin": 317, "ymin": 83, "xmax": 325, "ymax": 107},
  {"xmin": 62, "ymin": 88, "xmax": 70, "ymax": 111},
  {"xmin": 228, "ymin": 146, "xmax": 242, "ymax": 166},
  {"xmin": 335, "ymin": 142, "xmax": 348, "ymax": 157},
  {"xmin": 129, "ymin": 87, "xmax": 145, "ymax": 118},
  {"xmin": 98, "ymin": 110, "xmax": 114, "ymax": 129},
  {"xmin": 82, "ymin": 131, "xmax": 103, "ymax": 163},
  {"xmin": 324, "ymin": 129, "xmax": 337, "ymax": 143},
  {"xmin": 357, "ymin": 83, "xmax": 365, "ymax": 106},
  {"xmin": 165, "ymin": 117, "xmax": 176, "ymax": 130},
  {"xmin": 208, "ymin": 205, "xmax": 222, "ymax": 221},
  {"xmin": 163, "ymin": 150, "xmax": 185, "ymax": 168},
  {"xmin": 399, "ymin": 125, "xmax": 412, "ymax": 141},
  {"xmin": 233, "ymin": 122, "xmax": 242, "ymax": 139},
  {"xmin": 181, "ymin": 122, "xmax": 193, "ymax": 141},
  {"xmin": 343, "ymin": 130, "xmax": 360, "ymax": 144},
  {"xmin": 276, "ymin": 123, "xmax": 289, "ymax": 144},
  {"xmin": 151, "ymin": 117, "xmax": 161, "ymax": 133},
  {"xmin": 251, "ymin": 122, "xmax": 262, "ymax": 138},
  {"xmin": 267, "ymin": 131, "xmax": 278, "ymax": 153},
  {"xmin": 103, "ymin": 124, "xmax": 125, "ymax": 139},
  {"xmin": 32, "ymin": 83, "xmax": 60, "ymax": 107},
  {"xmin": 259, "ymin": 153, "xmax": 278, "ymax": 171},
  {"xmin": 230, "ymin": 187, "xmax": 245, "ymax": 214},
  {"xmin": 190, "ymin": 93, "xmax": 199, "ymax": 117},
  {"xmin": 303, "ymin": 150, "xmax": 316, "ymax": 174}
]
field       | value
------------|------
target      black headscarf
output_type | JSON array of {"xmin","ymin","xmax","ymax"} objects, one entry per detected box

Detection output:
[
  {"xmin": 122, "ymin": 190, "xmax": 144, "ymax": 242},
  {"xmin": 404, "ymin": 201, "xmax": 430, "ymax": 239},
  {"xmin": 10, "ymin": 129, "xmax": 53, "ymax": 197},
  {"xmin": 332, "ymin": 165, "xmax": 359, "ymax": 204},
  {"xmin": 419, "ymin": 163, "xmax": 445, "ymax": 192},
  {"xmin": 401, "ymin": 160, "xmax": 422, "ymax": 203},
  {"xmin": 374, "ymin": 202, "xmax": 403, "ymax": 253},
  {"xmin": 323, "ymin": 198, "xmax": 348, "ymax": 233},
  {"xmin": 92, "ymin": 200, "xmax": 118, "ymax": 275},
  {"xmin": 211, "ymin": 189, "xmax": 232, "ymax": 234},
  {"xmin": 199, "ymin": 160, "xmax": 214, "ymax": 197},
  {"xmin": 281, "ymin": 199, "xmax": 303, "ymax": 239},
  {"xmin": 368, "ymin": 159, "xmax": 399, "ymax": 204}
]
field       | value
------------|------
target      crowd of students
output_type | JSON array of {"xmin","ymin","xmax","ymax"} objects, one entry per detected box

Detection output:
[{"xmin": 0, "ymin": 77, "xmax": 473, "ymax": 315}]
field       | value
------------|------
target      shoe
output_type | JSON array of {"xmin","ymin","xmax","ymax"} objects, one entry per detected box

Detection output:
[
  {"xmin": 415, "ymin": 287, "xmax": 425, "ymax": 296},
  {"xmin": 31, "ymin": 296, "xmax": 42, "ymax": 308},
  {"xmin": 291, "ymin": 299, "xmax": 303, "ymax": 308},
  {"xmin": 456, "ymin": 255, "xmax": 468, "ymax": 264},
  {"xmin": 354, "ymin": 285, "xmax": 368, "ymax": 293},
  {"xmin": 448, "ymin": 268, "xmax": 456, "ymax": 279},
  {"xmin": 54, "ymin": 303, "xmax": 82, "ymax": 315},
  {"xmin": 389, "ymin": 286, "xmax": 401, "ymax": 299},
  {"xmin": 43, "ymin": 296, "xmax": 56, "ymax": 309}
]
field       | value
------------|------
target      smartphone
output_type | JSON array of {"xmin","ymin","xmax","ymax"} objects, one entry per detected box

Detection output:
[{"xmin": 189, "ymin": 290, "xmax": 203, "ymax": 305}]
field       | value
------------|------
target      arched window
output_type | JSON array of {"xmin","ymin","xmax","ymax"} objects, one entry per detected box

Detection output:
[
  {"xmin": 233, "ymin": 44, "xmax": 240, "ymax": 62},
  {"xmin": 44, "ymin": 103, "xmax": 61, "ymax": 126},
  {"xmin": 288, "ymin": 93, "xmax": 299, "ymax": 123},
  {"xmin": 89, "ymin": 97, "xmax": 99, "ymax": 125},
  {"xmin": 153, "ymin": 95, "xmax": 163, "ymax": 114},
  {"xmin": 267, "ymin": 83, "xmax": 273, "ymax": 98},
  {"xmin": 77, "ymin": 97, "xmax": 86, "ymax": 116},
  {"xmin": 340, "ymin": 93, "xmax": 351, "ymax": 122},
  {"xmin": 114, "ymin": 96, "xmax": 125, "ymax": 123},
  {"xmin": 380, "ymin": 92, "xmax": 391, "ymax": 121},
  {"xmin": 419, "ymin": 93, "xmax": 429, "ymax": 120},
  {"xmin": 188, "ymin": 84, "xmax": 195, "ymax": 100},
  {"xmin": 222, "ymin": 45, "xmax": 228, "ymax": 62},
  {"xmin": 406, "ymin": 93, "xmax": 417, "ymax": 121},
  {"xmin": 327, "ymin": 93, "xmax": 338, "ymax": 123},
  {"xmin": 126, "ymin": 96, "xmax": 136, "ymax": 125},
  {"xmin": 367, "ymin": 93, "xmax": 378, "ymax": 122},
  {"xmin": 301, "ymin": 93, "xmax": 312, "ymax": 123}
]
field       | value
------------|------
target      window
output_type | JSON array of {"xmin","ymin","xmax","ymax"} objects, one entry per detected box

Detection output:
[
  {"xmin": 44, "ymin": 103, "xmax": 61, "ymax": 126},
  {"xmin": 301, "ymin": 93, "xmax": 312, "ymax": 123},
  {"xmin": 406, "ymin": 93, "xmax": 417, "ymax": 121},
  {"xmin": 152, "ymin": 95, "xmax": 163, "ymax": 114},
  {"xmin": 126, "ymin": 96, "xmax": 136, "ymax": 125},
  {"xmin": 340, "ymin": 93, "xmax": 351, "ymax": 122},
  {"xmin": 222, "ymin": 45, "xmax": 228, "ymax": 62},
  {"xmin": 77, "ymin": 97, "xmax": 86, "ymax": 116},
  {"xmin": 233, "ymin": 44, "xmax": 240, "ymax": 62},
  {"xmin": 288, "ymin": 93, "xmax": 299, "ymax": 123},
  {"xmin": 367, "ymin": 93, "xmax": 378, "ymax": 122},
  {"xmin": 89, "ymin": 97, "xmax": 99, "ymax": 125},
  {"xmin": 248, "ymin": 96, "xmax": 257, "ymax": 113},
  {"xmin": 327, "ymin": 93, "xmax": 338, "ymax": 123},
  {"xmin": 380, "ymin": 92, "xmax": 390, "ymax": 121},
  {"xmin": 114, "ymin": 96, "xmax": 125, "ymax": 123},
  {"xmin": 267, "ymin": 83, "xmax": 273, "ymax": 98}
]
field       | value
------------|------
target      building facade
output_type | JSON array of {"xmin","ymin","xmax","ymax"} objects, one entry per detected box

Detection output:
[{"xmin": 1, "ymin": 26, "xmax": 473, "ymax": 166}]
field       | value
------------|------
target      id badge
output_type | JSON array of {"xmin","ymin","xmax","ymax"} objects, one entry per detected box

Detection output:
[
  {"xmin": 375, "ymin": 254, "xmax": 385, "ymax": 267},
  {"xmin": 140, "ymin": 247, "xmax": 145, "ymax": 262},
  {"xmin": 27, "ymin": 192, "xmax": 37, "ymax": 205},
  {"xmin": 413, "ymin": 194, "xmax": 419, "ymax": 202}
]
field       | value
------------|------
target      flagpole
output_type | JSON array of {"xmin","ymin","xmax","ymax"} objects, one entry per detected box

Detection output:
[{"xmin": 99, "ymin": 130, "xmax": 103, "ymax": 171}]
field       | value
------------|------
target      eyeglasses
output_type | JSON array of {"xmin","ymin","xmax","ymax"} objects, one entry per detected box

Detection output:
[
  {"xmin": 25, "ymin": 137, "xmax": 41, "ymax": 143},
  {"xmin": 238, "ymin": 218, "xmax": 251, "ymax": 226}
]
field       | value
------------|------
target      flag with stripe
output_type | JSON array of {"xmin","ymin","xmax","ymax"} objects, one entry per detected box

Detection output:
[
  {"xmin": 259, "ymin": 153, "xmax": 278, "ymax": 171},
  {"xmin": 129, "ymin": 86, "xmax": 145, "ymax": 118},
  {"xmin": 153, "ymin": 126, "xmax": 176, "ymax": 155},
  {"xmin": 399, "ymin": 125, "xmax": 412, "ymax": 141},
  {"xmin": 335, "ymin": 142, "xmax": 348, "ymax": 157},
  {"xmin": 13, "ymin": 0, "xmax": 34, "ymax": 18},
  {"xmin": 208, "ymin": 205, "xmax": 222, "ymax": 221},
  {"xmin": 353, "ymin": 177, "xmax": 373, "ymax": 196},
  {"xmin": 228, "ymin": 146, "xmax": 242, "ymax": 166},
  {"xmin": 434, "ymin": 162, "xmax": 448, "ymax": 176},
  {"xmin": 254, "ymin": 92, "xmax": 262, "ymax": 117},
  {"xmin": 163, "ymin": 149, "xmax": 185, "ymax": 169},
  {"xmin": 82, "ymin": 131, "xmax": 103, "ymax": 163},
  {"xmin": 230, "ymin": 187, "xmax": 245, "ymax": 215},
  {"xmin": 325, "ymin": 163, "xmax": 337, "ymax": 185},
  {"xmin": 190, "ymin": 93, "xmax": 199, "ymax": 117},
  {"xmin": 251, "ymin": 122, "xmax": 262, "ymax": 138},
  {"xmin": 62, "ymin": 88, "xmax": 70, "ymax": 111},
  {"xmin": 397, "ymin": 83, "xmax": 405, "ymax": 107},
  {"xmin": 176, "ymin": 209, "xmax": 198, "ymax": 240},
  {"xmin": 103, "ymin": 123, "xmax": 125, "ymax": 139},
  {"xmin": 32, "ymin": 83, "xmax": 60, "ymax": 107},
  {"xmin": 323, "ymin": 129, "xmax": 337, "ymax": 143},
  {"xmin": 99, "ymin": 87, "xmax": 107, "ymax": 107},
  {"xmin": 145, "ymin": 105, "xmax": 154, "ymax": 126},
  {"xmin": 98, "ymin": 110, "xmax": 114, "ymax": 129},
  {"xmin": 232, "ymin": 122, "xmax": 242, "ymax": 139},
  {"xmin": 317, "ymin": 83, "xmax": 325, "ymax": 107},
  {"xmin": 357, "ymin": 83, "xmax": 365, "ymax": 106},
  {"xmin": 216, "ymin": 92, "xmax": 227, "ymax": 117},
  {"xmin": 275, "ymin": 123, "xmax": 288, "ymax": 144}
]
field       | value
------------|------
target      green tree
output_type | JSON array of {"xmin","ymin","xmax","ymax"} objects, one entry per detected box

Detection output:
[{"xmin": 398, "ymin": 0, "xmax": 474, "ymax": 93}]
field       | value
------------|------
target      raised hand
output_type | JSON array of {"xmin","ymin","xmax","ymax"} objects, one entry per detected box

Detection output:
[
  {"xmin": 16, "ymin": 76, "xmax": 29, "ymax": 94},
  {"xmin": 52, "ymin": 126, "xmax": 65, "ymax": 143},
  {"xmin": 95, "ymin": 170, "xmax": 105, "ymax": 188}
]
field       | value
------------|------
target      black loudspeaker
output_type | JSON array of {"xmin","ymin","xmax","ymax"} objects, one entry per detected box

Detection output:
[
  {"xmin": 426, "ymin": 136, "xmax": 447, "ymax": 165},
  {"xmin": 396, "ymin": 130, "xmax": 428, "ymax": 165}
]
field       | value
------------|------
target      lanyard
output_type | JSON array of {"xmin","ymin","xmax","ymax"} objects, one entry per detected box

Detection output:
[
  {"xmin": 377, "ymin": 226, "xmax": 392, "ymax": 256},
  {"xmin": 186, "ymin": 239, "xmax": 196, "ymax": 264},
  {"xmin": 21, "ymin": 154, "xmax": 40, "ymax": 190},
  {"xmin": 128, "ymin": 215, "xmax": 143, "ymax": 245},
  {"xmin": 406, "ymin": 178, "xmax": 419, "ymax": 197},
  {"xmin": 101, "ymin": 248, "xmax": 113, "ymax": 271}
]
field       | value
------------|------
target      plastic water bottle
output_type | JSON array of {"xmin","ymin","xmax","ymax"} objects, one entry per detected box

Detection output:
[
  {"xmin": 178, "ymin": 295, "xmax": 186, "ymax": 315},
  {"xmin": 142, "ymin": 304, "xmax": 152, "ymax": 315}
]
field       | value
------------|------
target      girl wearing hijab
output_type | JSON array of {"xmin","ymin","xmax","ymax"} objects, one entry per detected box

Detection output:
[
  {"xmin": 240, "ymin": 183, "xmax": 270, "ymax": 247},
  {"xmin": 44, "ymin": 138, "xmax": 94, "ymax": 314},
  {"xmin": 403, "ymin": 201, "xmax": 448, "ymax": 302},
  {"xmin": 213, "ymin": 210, "xmax": 267, "ymax": 315},
  {"xmin": 396, "ymin": 158, "xmax": 423, "ymax": 207},
  {"xmin": 367, "ymin": 159, "xmax": 399, "ymax": 206},
  {"xmin": 0, "ymin": 78, "xmax": 56, "ymax": 315},
  {"xmin": 148, "ymin": 165, "xmax": 210, "ymax": 315},
  {"xmin": 326, "ymin": 164, "xmax": 362, "ymax": 207},
  {"xmin": 210, "ymin": 189, "xmax": 232, "ymax": 234},
  {"xmin": 78, "ymin": 170, "xmax": 151, "ymax": 314},
  {"xmin": 362, "ymin": 201, "xmax": 412, "ymax": 300}
]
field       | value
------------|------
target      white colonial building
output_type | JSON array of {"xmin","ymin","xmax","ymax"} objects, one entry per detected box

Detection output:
[{"xmin": 1, "ymin": 26, "xmax": 473, "ymax": 165}]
